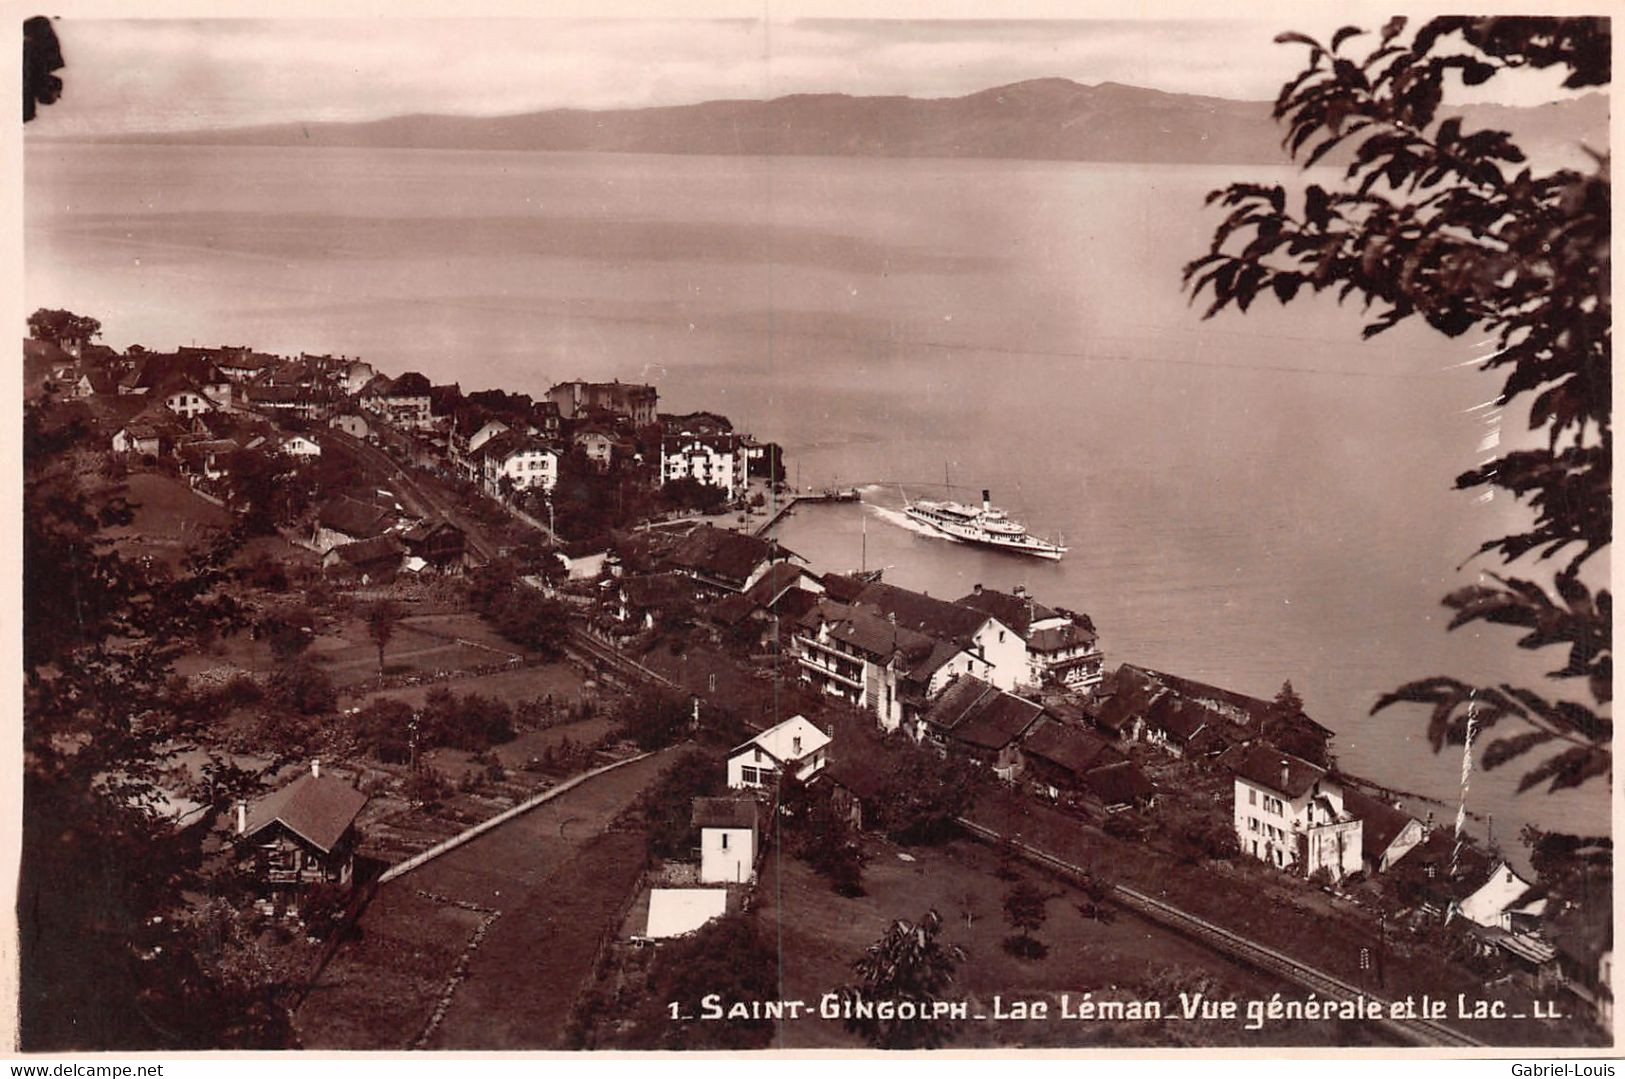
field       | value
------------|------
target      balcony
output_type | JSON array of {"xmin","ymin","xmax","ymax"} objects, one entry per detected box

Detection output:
[{"xmin": 795, "ymin": 652, "xmax": 864, "ymax": 690}]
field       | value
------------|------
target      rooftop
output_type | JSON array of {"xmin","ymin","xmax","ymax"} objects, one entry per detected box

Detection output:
[
  {"xmin": 731, "ymin": 714, "xmax": 830, "ymax": 765},
  {"xmin": 243, "ymin": 768, "xmax": 367, "ymax": 853},
  {"xmin": 691, "ymin": 797, "xmax": 759, "ymax": 831}
]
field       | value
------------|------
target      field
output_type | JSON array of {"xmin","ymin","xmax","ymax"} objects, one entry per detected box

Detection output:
[
  {"xmin": 755, "ymin": 835, "xmax": 1366, "ymax": 1049},
  {"xmin": 352, "ymin": 658, "xmax": 586, "ymax": 712},
  {"xmin": 296, "ymin": 746, "xmax": 681, "ymax": 1049}
]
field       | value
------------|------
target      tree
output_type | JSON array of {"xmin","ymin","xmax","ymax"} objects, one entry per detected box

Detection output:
[
  {"xmin": 20, "ymin": 403, "xmax": 283, "ymax": 1049},
  {"xmin": 255, "ymin": 602, "xmax": 315, "ymax": 663},
  {"xmin": 838, "ymin": 909, "xmax": 965, "ymax": 1049},
  {"xmin": 625, "ymin": 749, "xmax": 723, "ymax": 860},
  {"xmin": 365, "ymin": 598, "xmax": 402, "ymax": 674},
  {"xmin": 1001, "ymin": 880, "xmax": 1050, "ymax": 959},
  {"xmin": 619, "ymin": 687, "xmax": 692, "ymax": 752},
  {"xmin": 870, "ymin": 745, "xmax": 983, "ymax": 845},
  {"xmin": 621, "ymin": 914, "xmax": 780, "ymax": 1049},
  {"xmin": 24, "ymin": 17, "xmax": 65, "ymax": 123},
  {"xmin": 791, "ymin": 790, "xmax": 869, "ymax": 897},
  {"xmin": 1185, "ymin": 16, "xmax": 1610, "ymax": 795},
  {"xmin": 27, "ymin": 307, "xmax": 101, "ymax": 348}
]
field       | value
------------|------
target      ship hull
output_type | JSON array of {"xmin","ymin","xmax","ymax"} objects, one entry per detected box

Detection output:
[{"xmin": 904, "ymin": 506, "xmax": 1066, "ymax": 560}]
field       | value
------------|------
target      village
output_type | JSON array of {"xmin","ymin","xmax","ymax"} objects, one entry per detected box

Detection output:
[{"xmin": 21, "ymin": 308, "xmax": 1613, "ymax": 1050}]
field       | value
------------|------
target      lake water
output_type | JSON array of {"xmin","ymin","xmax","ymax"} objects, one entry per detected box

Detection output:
[{"xmin": 24, "ymin": 141, "xmax": 1611, "ymax": 847}]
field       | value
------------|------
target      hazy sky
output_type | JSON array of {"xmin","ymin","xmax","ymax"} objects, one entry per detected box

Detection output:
[{"xmin": 31, "ymin": 15, "xmax": 1589, "ymax": 135}]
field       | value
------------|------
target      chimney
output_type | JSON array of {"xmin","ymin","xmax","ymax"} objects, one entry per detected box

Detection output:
[
  {"xmin": 982, "ymin": 489, "xmax": 991, "ymax": 512},
  {"xmin": 311, "ymin": 759, "xmax": 321, "ymax": 779},
  {"xmin": 235, "ymin": 801, "xmax": 247, "ymax": 835},
  {"xmin": 1013, "ymin": 584, "xmax": 1027, "ymax": 598},
  {"xmin": 1280, "ymin": 760, "xmax": 1290, "ymax": 791},
  {"xmin": 973, "ymin": 583, "xmax": 983, "ymax": 594}
]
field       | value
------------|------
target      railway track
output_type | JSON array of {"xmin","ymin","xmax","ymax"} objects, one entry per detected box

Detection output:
[
  {"xmin": 564, "ymin": 627, "xmax": 678, "ymax": 691},
  {"xmin": 955, "ymin": 817, "xmax": 1485, "ymax": 1048}
]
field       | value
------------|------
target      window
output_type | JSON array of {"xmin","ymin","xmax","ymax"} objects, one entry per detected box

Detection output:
[
  {"xmin": 720, "ymin": 833, "xmax": 729, "ymax": 850},
  {"xmin": 740, "ymin": 766, "xmax": 758, "ymax": 784},
  {"xmin": 1248, "ymin": 788, "xmax": 1257, "ymax": 806}
]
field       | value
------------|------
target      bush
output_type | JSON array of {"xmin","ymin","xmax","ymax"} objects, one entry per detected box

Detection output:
[
  {"xmin": 267, "ymin": 658, "xmax": 336, "ymax": 716},
  {"xmin": 618, "ymin": 688, "xmax": 691, "ymax": 752}
]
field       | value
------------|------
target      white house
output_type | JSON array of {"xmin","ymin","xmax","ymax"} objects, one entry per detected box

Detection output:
[
  {"xmin": 1229, "ymin": 743, "xmax": 1362, "ymax": 882},
  {"xmin": 851, "ymin": 580, "xmax": 1028, "ymax": 693},
  {"xmin": 692, "ymin": 797, "xmax": 758, "ymax": 884},
  {"xmin": 329, "ymin": 412, "xmax": 371, "ymax": 440},
  {"xmin": 281, "ymin": 434, "xmax": 322, "ymax": 458},
  {"xmin": 1459, "ymin": 862, "xmax": 1541, "ymax": 930},
  {"xmin": 661, "ymin": 431, "xmax": 746, "ymax": 497},
  {"xmin": 955, "ymin": 584, "xmax": 1105, "ymax": 691},
  {"xmin": 793, "ymin": 599, "xmax": 987, "ymax": 733},
  {"xmin": 339, "ymin": 360, "xmax": 376, "ymax": 396},
  {"xmin": 477, "ymin": 434, "xmax": 558, "ymax": 497},
  {"xmin": 727, "ymin": 715, "xmax": 831, "ymax": 789},
  {"xmin": 466, "ymin": 419, "xmax": 509, "ymax": 455},
  {"xmin": 164, "ymin": 385, "xmax": 217, "ymax": 419}
]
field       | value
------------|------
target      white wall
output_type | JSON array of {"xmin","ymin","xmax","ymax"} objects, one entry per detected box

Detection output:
[{"xmin": 699, "ymin": 826, "xmax": 754, "ymax": 884}]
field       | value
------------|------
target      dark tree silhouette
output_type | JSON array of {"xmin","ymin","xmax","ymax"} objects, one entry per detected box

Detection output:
[
  {"xmin": 23, "ymin": 16, "xmax": 63, "ymax": 123},
  {"xmin": 365, "ymin": 598, "xmax": 402, "ymax": 674},
  {"xmin": 1185, "ymin": 16, "xmax": 1610, "ymax": 795},
  {"xmin": 838, "ymin": 909, "xmax": 965, "ymax": 1049}
]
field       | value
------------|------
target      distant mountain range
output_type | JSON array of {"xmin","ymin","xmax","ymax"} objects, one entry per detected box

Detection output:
[{"xmin": 51, "ymin": 78, "xmax": 1609, "ymax": 167}]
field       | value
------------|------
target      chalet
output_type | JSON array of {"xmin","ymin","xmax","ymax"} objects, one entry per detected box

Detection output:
[
  {"xmin": 727, "ymin": 715, "xmax": 831, "ymax": 790},
  {"xmin": 177, "ymin": 438, "xmax": 239, "ymax": 482},
  {"xmin": 312, "ymin": 495, "xmax": 396, "ymax": 552},
  {"xmin": 281, "ymin": 433, "xmax": 322, "ymax": 458},
  {"xmin": 917, "ymin": 676, "xmax": 1045, "ymax": 778},
  {"xmin": 121, "ymin": 354, "xmax": 233, "ymax": 410},
  {"xmin": 72, "ymin": 369, "xmax": 118, "ymax": 398},
  {"xmin": 401, "ymin": 519, "xmax": 467, "ymax": 571},
  {"xmin": 247, "ymin": 383, "xmax": 335, "ymax": 422},
  {"xmin": 666, "ymin": 525, "xmax": 803, "ymax": 595},
  {"xmin": 1339, "ymin": 787, "xmax": 1424, "ymax": 874},
  {"xmin": 819, "ymin": 754, "xmax": 891, "ymax": 832},
  {"xmin": 692, "ymin": 798, "xmax": 758, "ymax": 885},
  {"xmin": 1082, "ymin": 761, "xmax": 1158, "ymax": 813},
  {"xmin": 850, "ymin": 580, "xmax": 1026, "ymax": 692},
  {"xmin": 742, "ymin": 561, "xmax": 824, "ymax": 610},
  {"xmin": 1227, "ymin": 742, "xmax": 1362, "ymax": 882},
  {"xmin": 572, "ymin": 427, "xmax": 620, "ymax": 471},
  {"xmin": 363, "ymin": 371, "xmax": 434, "ymax": 429},
  {"xmin": 111, "ymin": 420, "xmax": 173, "ymax": 457},
  {"xmin": 162, "ymin": 380, "xmax": 220, "ymax": 419},
  {"xmin": 954, "ymin": 584, "xmax": 1104, "ymax": 690},
  {"xmin": 237, "ymin": 761, "xmax": 366, "ymax": 912},
  {"xmin": 548, "ymin": 379, "xmax": 658, "ymax": 424},
  {"xmin": 1119, "ymin": 664, "xmax": 1335, "ymax": 763},
  {"xmin": 476, "ymin": 433, "xmax": 558, "ymax": 497},
  {"xmin": 1018, "ymin": 719, "xmax": 1124, "ymax": 799},
  {"xmin": 1142, "ymin": 695, "xmax": 1227, "ymax": 759},
  {"xmin": 323, "ymin": 534, "xmax": 406, "ymax": 584},
  {"xmin": 793, "ymin": 598, "xmax": 986, "ymax": 732},
  {"xmin": 328, "ymin": 411, "xmax": 372, "ymax": 440},
  {"xmin": 610, "ymin": 572, "xmax": 695, "ymax": 634},
  {"xmin": 1459, "ymin": 860, "xmax": 1543, "ymax": 931},
  {"xmin": 660, "ymin": 430, "xmax": 747, "ymax": 496}
]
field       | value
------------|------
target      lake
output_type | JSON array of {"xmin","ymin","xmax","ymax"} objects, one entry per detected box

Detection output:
[{"xmin": 24, "ymin": 141, "xmax": 1610, "ymax": 847}]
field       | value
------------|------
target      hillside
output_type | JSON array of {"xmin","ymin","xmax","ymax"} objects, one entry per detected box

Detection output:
[{"xmin": 44, "ymin": 78, "xmax": 1608, "ymax": 168}]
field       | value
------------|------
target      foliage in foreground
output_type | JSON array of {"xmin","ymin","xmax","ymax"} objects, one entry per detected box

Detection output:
[{"xmin": 1186, "ymin": 16, "xmax": 1610, "ymax": 794}]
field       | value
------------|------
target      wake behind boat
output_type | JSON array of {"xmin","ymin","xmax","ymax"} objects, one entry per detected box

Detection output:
[{"xmin": 902, "ymin": 488, "xmax": 1067, "ymax": 561}]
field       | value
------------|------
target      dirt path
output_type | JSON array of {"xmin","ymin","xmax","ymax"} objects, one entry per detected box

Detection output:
[{"xmin": 295, "ymin": 746, "xmax": 680, "ymax": 1049}]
